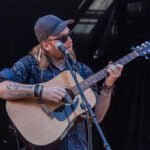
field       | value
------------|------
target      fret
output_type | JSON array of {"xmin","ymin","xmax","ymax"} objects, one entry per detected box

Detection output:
[
  {"xmin": 80, "ymin": 80, "xmax": 89, "ymax": 90},
  {"xmin": 120, "ymin": 57, "xmax": 129, "ymax": 64},
  {"xmin": 131, "ymin": 51, "xmax": 139, "ymax": 58},
  {"xmin": 97, "ymin": 69, "xmax": 107, "ymax": 79},
  {"xmin": 116, "ymin": 58, "xmax": 128, "ymax": 65},
  {"xmin": 85, "ymin": 78, "xmax": 94, "ymax": 87},
  {"xmin": 127, "ymin": 52, "xmax": 137, "ymax": 60},
  {"xmin": 86, "ymin": 73, "xmax": 101, "ymax": 86},
  {"xmin": 71, "ymin": 50, "xmax": 140, "ymax": 96},
  {"xmin": 71, "ymin": 80, "xmax": 90, "ymax": 95},
  {"xmin": 126, "ymin": 55, "xmax": 133, "ymax": 61},
  {"xmin": 91, "ymin": 76, "xmax": 97, "ymax": 83},
  {"xmin": 71, "ymin": 86, "xmax": 79, "ymax": 95},
  {"xmin": 115, "ymin": 51, "xmax": 138, "ymax": 65},
  {"xmin": 95, "ymin": 73, "xmax": 102, "ymax": 80}
]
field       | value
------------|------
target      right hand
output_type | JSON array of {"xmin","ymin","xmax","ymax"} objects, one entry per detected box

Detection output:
[{"xmin": 41, "ymin": 86, "xmax": 66, "ymax": 103}]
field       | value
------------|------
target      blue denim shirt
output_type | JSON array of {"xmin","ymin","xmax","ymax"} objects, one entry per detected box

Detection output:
[{"xmin": 0, "ymin": 55, "xmax": 95, "ymax": 150}]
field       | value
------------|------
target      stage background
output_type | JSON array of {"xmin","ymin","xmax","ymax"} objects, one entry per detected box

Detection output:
[{"xmin": 0, "ymin": 0, "xmax": 150, "ymax": 149}]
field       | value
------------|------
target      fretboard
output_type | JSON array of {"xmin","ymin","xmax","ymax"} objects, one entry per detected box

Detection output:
[{"xmin": 71, "ymin": 51, "xmax": 139, "ymax": 95}]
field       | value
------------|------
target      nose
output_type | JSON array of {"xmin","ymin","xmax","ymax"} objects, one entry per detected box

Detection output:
[
  {"xmin": 67, "ymin": 36, "xmax": 72, "ymax": 43},
  {"xmin": 64, "ymin": 36, "xmax": 73, "ymax": 49}
]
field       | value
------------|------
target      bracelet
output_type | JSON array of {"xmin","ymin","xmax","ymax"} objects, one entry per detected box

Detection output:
[
  {"xmin": 100, "ymin": 89, "xmax": 112, "ymax": 96},
  {"xmin": 102, "ymin": 83, "xmax": 114, "ymax": 92},
  {"xmin": 100, "ymin": 83, "xmax": 115, "ymax": 96},
  {"xmin": 34, "ymin": 84, "xmax": 44, "ymax": 97}
]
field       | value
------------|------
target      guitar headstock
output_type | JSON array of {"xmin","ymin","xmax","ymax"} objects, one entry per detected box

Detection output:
[{"xmin": 131, "ymin": 41, "xmax": 150, "ymax": 59}]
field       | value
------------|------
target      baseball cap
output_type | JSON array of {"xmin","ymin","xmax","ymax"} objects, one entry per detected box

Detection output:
[{"xmin": 34, "ymin": 15, "xmax": 74, "ymax": 42}]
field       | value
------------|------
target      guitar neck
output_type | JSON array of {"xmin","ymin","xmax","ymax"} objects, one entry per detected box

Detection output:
[{"xmin": 72, "ymin": 51, "xmax": 139, "ymax": 95}]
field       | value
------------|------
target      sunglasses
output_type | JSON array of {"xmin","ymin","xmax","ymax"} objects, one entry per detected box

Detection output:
[{"xmin": 46, "ymin": 31, "xmax": 73, "ymax": 43}]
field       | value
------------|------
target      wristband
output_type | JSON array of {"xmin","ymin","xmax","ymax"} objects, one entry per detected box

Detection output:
[
  {"xmin": 100, "ymin": 83, "xmax": 115, "ymax": 96},
  {"xmin": 34, "ymin": 84, "xmax": 43, "ymax": 97}
]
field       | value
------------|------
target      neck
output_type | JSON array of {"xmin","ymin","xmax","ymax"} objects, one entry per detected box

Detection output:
[{"xmin": 50, "ymin": 58, "xmax": 66, "ymax": 70}]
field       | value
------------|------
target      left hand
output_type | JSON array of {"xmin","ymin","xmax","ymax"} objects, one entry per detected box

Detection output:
[{"xmin": 105, "ymin": 63, "xmax": 123, "ymax": 86}]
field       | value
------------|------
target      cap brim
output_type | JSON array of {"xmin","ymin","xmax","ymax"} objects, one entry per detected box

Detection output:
[{"xmin": 51, "ymin": 19, "xmax": 74, "ymax": 36}]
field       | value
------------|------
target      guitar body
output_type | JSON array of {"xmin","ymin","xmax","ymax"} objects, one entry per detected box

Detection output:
[{"xmin": 6, "ymin": 71, "xmax": 96, "ymax": 146}]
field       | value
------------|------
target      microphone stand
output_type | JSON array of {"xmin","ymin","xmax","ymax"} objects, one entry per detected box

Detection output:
[{"xmin": 60, "ymin": 47, "xmax": 112, "ymax": 150}]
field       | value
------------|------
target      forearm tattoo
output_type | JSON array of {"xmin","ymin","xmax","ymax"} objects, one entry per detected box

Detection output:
[
  {"xmin": 6, "ymin": 83, "xmax": 33, "ymax": 90},
  {"xmin": 5, "ymin": 83, "xmax": 34, "ymax": 99},
  {"xmin": 7, "ymin": 93, "xmax": 32, "ymax": 99}
]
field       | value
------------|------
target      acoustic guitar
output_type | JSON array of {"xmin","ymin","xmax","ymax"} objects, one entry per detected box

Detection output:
[{"xmin": 6, "ymin": 41, "xmax": 150, "ymax": 147}]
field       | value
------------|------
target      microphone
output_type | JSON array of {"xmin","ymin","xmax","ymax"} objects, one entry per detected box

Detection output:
[
  {"xmin": 55, "ymin": 41, "xmax": 69, "ymax": 55},
  {"xmin": 55, "ymin": 41, "xmax": 77, "ymax": 64}
]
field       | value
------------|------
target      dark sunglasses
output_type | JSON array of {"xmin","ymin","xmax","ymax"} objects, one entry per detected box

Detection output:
[{"xmin": 46, "ymin": 31, "xmax": 73, "ymax": 43}]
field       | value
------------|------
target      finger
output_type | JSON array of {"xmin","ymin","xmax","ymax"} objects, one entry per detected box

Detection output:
[
  {"xmin": 116, "ymin": 64, "xmax": 124, "ymax": 71},
  {"xmin": 108, "ymin": 61, "xmax": 113, "ymax": 65},
  {"xmin": 54, "ymin": 90, "xmax": 66, "ymax": 98},
  {"xmin": 55, "ymin": 87, "xmax": 66, "ymax": 93},
  {"xmin": 107, "ymin": 68, "xmax": 115, "ymax": 76},
  {"xmin": 107, "ymin": 65, "xmax": 116, "ymax": 74},
  {"xmin": 53, "ymin": 94, "xmax": 63, "ymax": 101},
  {"xmin": 107, "ymin": 68, "xmax": 121, "ymax": 77},
  {"xmin": 52, "ymin": 97, "xmax": 61, "ymax": 103},
  {"xmin": 107, "ymin": 64, "xmax": 115, "ymax": 69},
  {"xmin": 108, "ymin": 64, "xmax": 123, "ymax": 73}
]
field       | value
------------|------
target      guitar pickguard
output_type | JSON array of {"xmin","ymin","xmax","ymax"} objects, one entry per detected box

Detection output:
[{"xmin": 54, "ymin": 97, "xmax": 79, "ymax": 121}]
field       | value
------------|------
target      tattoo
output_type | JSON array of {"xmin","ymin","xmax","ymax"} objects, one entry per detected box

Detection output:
[
  {"xmin": 8, "ymin": 93, "xmax": 32, "ymax": 98},
  {"xmin": 6, "ymin": 83, "xmax": 33, "ymax": 90}
]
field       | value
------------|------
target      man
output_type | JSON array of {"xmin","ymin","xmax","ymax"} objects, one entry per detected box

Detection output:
[{"xmin": 0, "ymin": 15, "xmax": 123, "ymax": 150}]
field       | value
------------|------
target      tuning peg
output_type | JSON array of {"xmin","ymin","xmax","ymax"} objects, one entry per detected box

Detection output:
[
  {"xmin": 131, "ymin": 46, "xmax": 137, "ymax": 51},
  {"xmin": 144, "ymin": 41, "xmax": 150, "ymax": 45},
  {"xmin": 145, "ymin": 56, "xmax": 149, "ymax": 60}
]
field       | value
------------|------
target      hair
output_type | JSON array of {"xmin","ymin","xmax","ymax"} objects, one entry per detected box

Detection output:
[
  {"xmin": 30, "ymin": 42, "xmax": 77, "ymax": 70},
  {"xmin": 30, "ymin": 44, "xmax": 49, "ymax": 70}
]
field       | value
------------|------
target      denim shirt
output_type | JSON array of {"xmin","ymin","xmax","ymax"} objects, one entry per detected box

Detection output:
[{"xmin": 0, "ymin": 55, "xmax": 95, "ymax": 150}]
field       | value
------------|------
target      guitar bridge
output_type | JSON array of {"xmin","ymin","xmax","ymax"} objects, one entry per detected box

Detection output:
[{"xmin": 36, "ymin": 98, "xmax": 55, "ymax": 119}]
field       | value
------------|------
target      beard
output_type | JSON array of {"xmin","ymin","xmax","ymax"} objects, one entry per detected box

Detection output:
[{"xmin": 48, "ymin": 47, "xmax": 76, "ymax": 60}]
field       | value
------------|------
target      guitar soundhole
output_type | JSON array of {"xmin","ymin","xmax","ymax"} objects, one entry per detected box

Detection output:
[
  {"xmin": 62, "ymin": 88, "xmax": 75, "ymax": 104},
  {"xmin": 53, "ymin": 98, "xmax": 79, "ymax": 121},
  {"xmin": 55, "ymin": 105, "xmax": 65, "ymax": 112}
]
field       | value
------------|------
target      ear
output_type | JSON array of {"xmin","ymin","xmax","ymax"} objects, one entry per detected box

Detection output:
[{"xmin": 41, "ymin": 41, "xmax": 51, "ymax": 51}]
